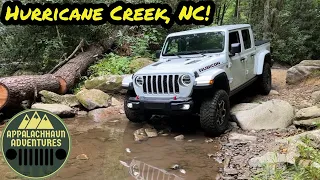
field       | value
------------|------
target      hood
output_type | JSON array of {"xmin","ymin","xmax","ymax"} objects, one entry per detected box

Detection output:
[{"xmin": 136, "ymin": 54, "xmax": 225, "ymax": 74}]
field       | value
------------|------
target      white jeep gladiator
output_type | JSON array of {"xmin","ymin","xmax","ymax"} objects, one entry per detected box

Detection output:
[{"xmin": 122, "ymin": 24, "xmax": 273, "ymax": 135}]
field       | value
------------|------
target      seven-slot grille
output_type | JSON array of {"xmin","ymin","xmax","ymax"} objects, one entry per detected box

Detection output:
[
  {"xmin": 18, "ymin": 149, "xmax": 54, "ymax": 166},
  {"xmin": 142, "ymin": 75, "xmax": 180, "ymax": 94}
]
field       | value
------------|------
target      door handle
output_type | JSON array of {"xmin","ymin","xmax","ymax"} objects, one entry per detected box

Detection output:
[
  {"xmin": 240, "ymin": 58, "xmax": 245, "ymax": 62},
  {"xmin": 251, "ymin": 54, "xmax": 256, "ymax": 57}
]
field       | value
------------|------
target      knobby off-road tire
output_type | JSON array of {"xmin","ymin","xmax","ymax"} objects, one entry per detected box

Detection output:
[
  {"xmin": 257, "ymin": 63, "xmax": 272, "ymax": 95},
  {"xmin": 200, "ymin": 90, "xmax": 230, "ymax": 136},
  {"xmin": 124, "ymin": 91, "xmax": 151, "ymax": 123}
]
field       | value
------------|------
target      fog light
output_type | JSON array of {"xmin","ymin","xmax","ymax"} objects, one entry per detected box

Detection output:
[
  {"xmin": 181, "ymin": 104, "xmax": 190, "ymax": 110},
  {"xmin": 127, "ymin": 103, "xmax": 133, "ymax": 109}
]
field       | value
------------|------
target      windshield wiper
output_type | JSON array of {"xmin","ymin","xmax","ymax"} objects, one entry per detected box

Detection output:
[{"xmin": 181, "ymin": 51, "xmax": 206, "ymax": 56}]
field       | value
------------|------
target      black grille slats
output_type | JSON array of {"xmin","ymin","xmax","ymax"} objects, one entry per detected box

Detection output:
[
  {"xmin": 142, "ymin": 75, "xmax": 180, "ymax": 94},
  {"xmin": 17, "ymin": 149, "xmax": 54, "ymax": 166}
]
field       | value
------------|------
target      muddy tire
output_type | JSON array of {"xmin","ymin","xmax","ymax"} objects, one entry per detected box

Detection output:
[
  {"xmin": 124, "ymin": 91, "xmax": 151, "ymax": 123},
  {"xmin": 257, "ymin": 63, "xmax": 272, "ymax": 95},
  {"xmin": 199, "ymin": 90, "xmax": 230, "ymax": 136}
]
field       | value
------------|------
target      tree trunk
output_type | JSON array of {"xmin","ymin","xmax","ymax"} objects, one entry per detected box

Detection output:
[
  {"xmin": 220, "ymin": 4, "xmax": 227, "ymax": 25},
  {"xmin": 53, "ymin": 45, "xmax": 104, "ymax": 91},
  {"xmin": 263, "ymin": 0, "xmax": 271, "ymax": 39},
  {"xmin": 0, "ymin": 75, "xmax": 61, "ymax": 109},
  {"xmin": 216, "ymin": 6, "xmax": 221, "ymax": 24},
  {"xmin": 234, "ymin": 0, "xmax": 240, "ymax": 21}
]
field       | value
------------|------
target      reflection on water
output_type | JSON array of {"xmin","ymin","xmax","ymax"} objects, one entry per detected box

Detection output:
[{"xmin": 121, "ymin": 159, "xmax": 184, "ymax": 180}]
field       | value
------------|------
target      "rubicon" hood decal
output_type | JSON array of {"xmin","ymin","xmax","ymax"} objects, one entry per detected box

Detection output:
[{"xmin": 199, "ymin": 62, "xmax": 221, "ymax": 72}]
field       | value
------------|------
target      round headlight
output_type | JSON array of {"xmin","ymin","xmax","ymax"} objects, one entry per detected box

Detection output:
[
  {"xmin": 180, "ymin": 74, "xmax": 191, "ymax": 86},
  {"xmin": 135, "ymin": 76, "xmax": 143, "ymax": 86}
]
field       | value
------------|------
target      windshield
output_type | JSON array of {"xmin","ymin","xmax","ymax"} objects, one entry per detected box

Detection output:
[{"xmin": 162, "ymin": 31, "xmax": 225, "ymax": 56}]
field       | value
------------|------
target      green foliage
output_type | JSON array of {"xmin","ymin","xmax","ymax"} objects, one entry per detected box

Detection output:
[
  {"xmin": 89, "ymin": 53, "xmax": 132, "ymax": 77},
  {"xmin": 71, "ymin": 76, "xmax": 88, "ymax": 94}
]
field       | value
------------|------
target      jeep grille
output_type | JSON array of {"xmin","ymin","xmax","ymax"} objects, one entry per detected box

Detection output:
[{"xmin": 142, "ymin": 75, "xmax": 179, "ymax": 94}]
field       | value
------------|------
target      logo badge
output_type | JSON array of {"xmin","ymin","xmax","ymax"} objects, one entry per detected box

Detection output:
[{"xmin": 2, "ymin": 109, "xmax": 71, "ymax": 179}]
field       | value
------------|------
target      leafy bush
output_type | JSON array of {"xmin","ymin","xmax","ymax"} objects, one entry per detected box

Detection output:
[{"xmin": 89, "ymin": 53, "xmax": 133, "ymax": 77}]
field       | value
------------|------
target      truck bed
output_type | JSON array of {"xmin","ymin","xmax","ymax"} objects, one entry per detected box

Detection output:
[{"xmin": 255, "ymin": 40, "xmax": 270, "ymax": 46}]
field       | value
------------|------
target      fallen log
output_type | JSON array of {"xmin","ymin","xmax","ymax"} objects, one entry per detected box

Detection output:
[
  {"xmin": 53, "ymin": 45, "xmax": 104, "ymax": 90},
  {"xmin": 0, "ymin": 74, "xmax": 61, "ymax": 109},
  {"xmin": 0, "ymin": 27, "xmax": 128, "ymax": 111}
]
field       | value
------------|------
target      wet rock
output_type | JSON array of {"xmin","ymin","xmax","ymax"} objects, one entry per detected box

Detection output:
[
  {"xmin": 232, "ymin": 99, "xmax": 294, "ymax": 130},
  {"xmin": 76, "ymin": 89, "xmax": 111, "ymax": 110},
  {"xmin": 31, "ymin": 103, "xmax": 75, "ymax": 117},
  {"xmin": 133, "ymin": 128, "xmax": 148, "ymax": 142},
  {"xmin": 76, "ymin": 154, "xmax": 89, "ymax": 160},
  {"xmin": 145, "ymin": 128, "xmax": 158, "ymax": 138},
  {"xmin": 296, "ymin": 106, "xmax": 320, "ymax": 120},
  {"xmin": 286, "ymin": 60, "xmax": 320, "ymax": 84},
  {"xmin": 39, "ymin": 90, "xmax": 80, "ymax": 107},
  {"xmin": 205, "ymin": 138, "xmax": 214, "ymax": 143},
  {"xmin": 84, "ymin": 75, "xmax": 124, "ymax": 93},
  {"xmin": 174, "ymin": 135, "xmax": 185, "ymax": 141},
  {"xmin": 76, "ymin": 111, "xmax": 88, "ymax": 117},
  {"xmin": 224, "ymin": 168, "xmax": 238, "ymax": 175},
  {"xmin": 248, "ymin": 152, "xmax": 293, "ymax": 168},
  {"xmin": 179, "ymin": 169, "xmax": 186, "ymax": 174},
  {"xmin": 229, "ymin": 133, "xmax": 257, "ymax": 143},
  {"xmin": 111, "ymin": 97, "xmax": 122, "ymax": 107},
  {"xmin": 88, "ymin": 108, "xmax": 117, "ymax": 123},
  {"xmin": 293, "ymin": 117, "xmax": 320, "ymax": 130},
  {"xmin": 269, "ymin": 90, "xmax": 280, "ymax": 96},
  {"xmin": 170, "ymin": 164, "xmax": 180, "ymax": 170},
  {"xmin": 125, "ymin": 148, "xmax": 131, "ymax": 153},
  {"xmin": 311, "ymin": 91, "xmax": 320, "ymax": 104}
]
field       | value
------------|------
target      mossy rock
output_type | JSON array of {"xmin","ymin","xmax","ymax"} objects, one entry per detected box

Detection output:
[
  {"xmin": 39, "ymin": 90, "xmax": 80, "ymax": 107},
  {"xmin": 129, "ymin": 57, "xmax": 154, "ymax": 73},
  {"xmin": 84, "ymin": 75, "xmax": 124, "ymax": 93},
  {"xmin": 76, "ymin": 89, "xmax": 111, "ymax": 110}
]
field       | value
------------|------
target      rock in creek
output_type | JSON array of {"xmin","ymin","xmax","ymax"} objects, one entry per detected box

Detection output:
[{"xmin": 76, "ymin": 89, "xmax": 111, "ymax": 110}]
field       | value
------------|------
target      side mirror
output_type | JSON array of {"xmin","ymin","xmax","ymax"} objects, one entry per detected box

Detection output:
[
  {"xmin": 230, "ymin": 43, "xmax": 241, "ymax": 56},
  {"xmin": 156, "ymin": 50, "xmax": 161, "ymax": 59}
]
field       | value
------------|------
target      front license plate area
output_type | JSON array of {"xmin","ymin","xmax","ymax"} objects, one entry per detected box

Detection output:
[{"xmin": 144, "ymin": 103, "xmax": 166, "ymax": 110}]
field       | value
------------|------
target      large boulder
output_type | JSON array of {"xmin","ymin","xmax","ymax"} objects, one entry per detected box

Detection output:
[
  {"xmin": 296, "ymin": 106, "xmax": 320, "ymax": 120},
  {"xmin": 286, "ymin": 60, "xmax": 320, "ymax": 84},
  {"xmin": 84, "ymin": 75, "xmax": 124, "ymax": 93},
  {"xmin": 76, "ymin": 89, "xmax": 111, "ymax": 110},
  {"xmin": 129, "ymin": 57, "xmax": 154, "ymax": 72},
  {"xmin": 39, "ymin": 90, "xmax": 79, "ymax": 107},
  {"xmin": 88, "ymin": 107, "xmax": 119, "ymax": 123},
  {"xmin": 232, "ymin": 99, "xmax": 295, "ymax": 130},
  {"xmin": 31, "ymin": 103, "xmax": 75, "ymax": 117}
]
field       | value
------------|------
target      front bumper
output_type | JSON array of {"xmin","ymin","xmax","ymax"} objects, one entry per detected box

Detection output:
[{"xmin": 126, "ymin": 97, "xmax": 194, "ymax": 115}]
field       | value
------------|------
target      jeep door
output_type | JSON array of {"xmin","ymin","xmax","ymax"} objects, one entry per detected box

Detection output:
[
  {"xmin": 227, "ymin": 30, "xmax": 246, "ymax": 90},
  {"xmin": 239, "ymin": 28, "xmax": 256, "ymax": 80}
]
